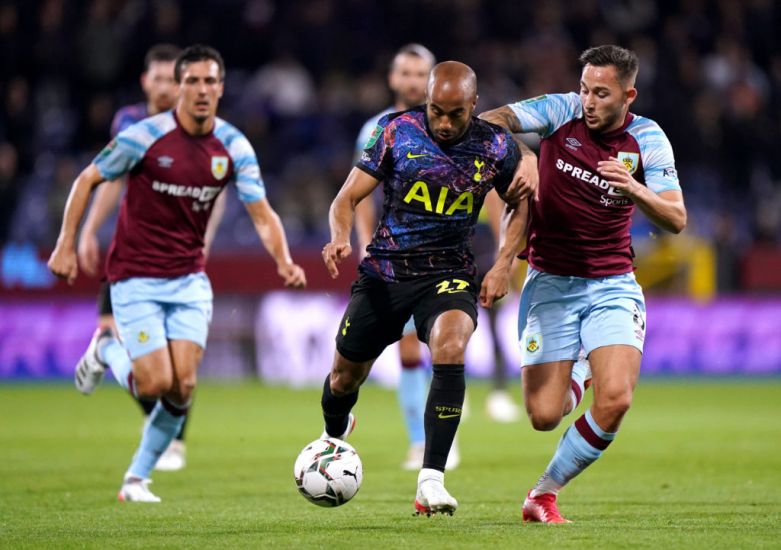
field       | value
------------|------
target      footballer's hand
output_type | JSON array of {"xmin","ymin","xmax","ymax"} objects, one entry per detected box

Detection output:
[
  {"xmin": 597, "ymin": 157, "xmax": 642, "ymax": 198},
  {"xmin": 48, "ymin": 246, "xmax": 79, "ymax": 285},
  {"xmin": 77, "ymin": 231, "xmax": 101, "ymax": 276},
  {"xmin": 479, "ymin": 263, "xmax": 512, "ymax": 308},
  {"xmin": 505, "ymin": 153, "xmax": 539, "ymax": 203},
  {"xmin": 322, "ymin": 241, "xmax": 352, "ymax": 279},
  {"xmin": 278, "ymin": 262, "xmax": 306, "ymax": 289}
]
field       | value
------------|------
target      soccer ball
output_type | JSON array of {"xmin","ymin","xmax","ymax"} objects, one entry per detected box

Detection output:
[{"xmin": 294, "ymin": 438, "xmax": 363, "ymax": 507}]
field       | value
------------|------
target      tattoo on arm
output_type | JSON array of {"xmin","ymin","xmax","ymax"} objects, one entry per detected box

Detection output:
[{"xmin": 479, "ymin": 106, "xmax": 523, "ymax": 133}]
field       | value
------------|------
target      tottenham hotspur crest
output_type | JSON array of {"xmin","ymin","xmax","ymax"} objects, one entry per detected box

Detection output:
[{"xmin": 211, "ymin": 156, "xmax": 229, "ymax": 180}]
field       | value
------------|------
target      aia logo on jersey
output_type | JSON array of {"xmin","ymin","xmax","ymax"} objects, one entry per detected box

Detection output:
[
  {"xmin": 565, "ymin": 137, "xmax": 582, "ymax": 151},
  {"xmin": 211, "ymin": 156, "xmax": 229, "ymax": 180}
]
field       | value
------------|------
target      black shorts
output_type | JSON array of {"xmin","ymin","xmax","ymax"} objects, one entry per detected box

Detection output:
[
  {"xmin": 335, "ymin": 272, "xmax": 478, "ymax": 362},
  {"xmin": 97, "ymin": 281, "xmax": 113, "ymax": 316}
]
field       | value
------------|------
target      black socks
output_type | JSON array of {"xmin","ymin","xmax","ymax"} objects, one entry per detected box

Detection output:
[
  {"xmin": 321, "ymin": 374, "xmax": 359, "ymax": 437},
  {"xmin": 423, "ymin": 363, "xmax": 465, "ymax": 471}
]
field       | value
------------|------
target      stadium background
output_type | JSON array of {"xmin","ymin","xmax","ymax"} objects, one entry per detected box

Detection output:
[{"xmin": 1, "ymin": 0, "xmax": 780, "ymax": 382}]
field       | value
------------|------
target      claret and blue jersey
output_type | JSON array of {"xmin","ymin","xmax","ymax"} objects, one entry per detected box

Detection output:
[
  {"xmin": 356, "ymin": 106, "xmax": 520, "ymax": 282},
  {"xmin": 508, "ymin": 92, "xmax": 681, "ymax": 278},
  {"xmin": 93, "ymin": 111, "xmax": 266, "ymax": 283}
]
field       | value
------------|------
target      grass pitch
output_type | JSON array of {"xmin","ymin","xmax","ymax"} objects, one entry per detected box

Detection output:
[{"xmin": 1, "ymin": 380, "xmax": 779, "ymax": 549}]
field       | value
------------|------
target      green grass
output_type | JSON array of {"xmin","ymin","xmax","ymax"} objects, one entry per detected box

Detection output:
[{"xmin": 1, "ymin": 381, "xmax": 780, "ymax": 549}]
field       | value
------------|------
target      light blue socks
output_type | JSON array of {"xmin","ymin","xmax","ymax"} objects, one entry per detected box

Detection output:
[{"xmin": 398, "ymin": 366, "xmax": 428, "ymax": 445}]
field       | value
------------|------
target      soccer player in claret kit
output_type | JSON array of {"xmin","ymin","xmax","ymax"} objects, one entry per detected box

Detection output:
[
  {"xmin": 319, "ymin": 61, "xmax": 530, "ymax": 515},
  {"xmin": 75, "ymin": 43, "xmax": 221, "ymax": 472},
  {"xmin": 48, "ymin": 45, "xmax": 306, "ymax": 502},
  {"xmin": 481, "ymin": 44, "xmax": 686, "ymax": 523}
]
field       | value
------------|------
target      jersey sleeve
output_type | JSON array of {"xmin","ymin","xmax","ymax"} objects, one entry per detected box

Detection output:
[
  {"xmin": 628, "ymin": 117, "xmax": 681, "ymax": 194},
  {"xmin": 215, "ymin": 122, "xmax": 266, "ymax": 203},
  {"xmin": 355, "ymin": 114, "xmax": 394, "ymax": 180},
  {"xmin": 492, "ymin": 134, "xmax": 521, "ymax": 196},
  {"xmin": 93, "ymin": 127, "xmax": 147, "ymax": 180},
  {"xmin": 93, "ymin": 112, "xmax": 174, "ymax": 181},
  {"xmin": 354, "ymin": 113, "xmax": 384, "ymax": 163},
  {"xmin": 507, "ymin": 92, "xmax": 582, "ymax": 139}
]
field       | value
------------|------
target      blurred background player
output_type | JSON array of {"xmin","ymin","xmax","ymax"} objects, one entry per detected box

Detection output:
[
  {"xmin": 482, "ymin": 44, "xmax": 685, "ymax": 523},
  {"xmin": 75, "ymin": 44, "xmax": 227, "ymax": 472},
  {"xmin": 321, "ymin": 61, "xmax": 526, "ymax": 515},
  {"xmin": 353, "ymin": 43, "xmax": 460, "ymax": 470},
  {"xmin": 49, "ymin": 44, "xmax": 306, "ymax": 502}
]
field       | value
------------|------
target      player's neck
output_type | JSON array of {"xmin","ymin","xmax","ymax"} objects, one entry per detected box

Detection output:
[{"xmin": 175, "ymin": 106, "xmax": 215, "ymax": 136}]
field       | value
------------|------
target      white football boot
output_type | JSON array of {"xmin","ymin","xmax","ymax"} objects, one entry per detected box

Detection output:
[
  {"xmin": 74, "ymin": 327, "xmax": 113, "ymax": 395},
  {"xmin": 485, "ymin": 389, "xmax": 521, "ymax": 423},
  {"xmin": 321, "ymin": 413, "xmax": 356, "ymax": 440},
  {"xmin": 117, "ymin": 475, "xmax": 161, "ymax": 503},
  {"xmin": 414, "ymin": 468, "xmax": 458, "ymax": 516},
  {"xmin": 155, "ymin": 440, "xmax": 186, "ymax": 472}
]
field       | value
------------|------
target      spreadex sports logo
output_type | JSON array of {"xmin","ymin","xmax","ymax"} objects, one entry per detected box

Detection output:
[
  {"xmin": 555, "ymin": 159, "xmax": 630, "ymax": 207},
  {"xmin": 152, "ymin": 180, "xmax": 221, "ymax": 202}
]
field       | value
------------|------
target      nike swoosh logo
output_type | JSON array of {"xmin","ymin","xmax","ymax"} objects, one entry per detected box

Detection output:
[
  {"xmin": 407, "ymin": 152, "xmax": 427, "ymax": 159},
  {"xmin": 437, "ymin": 413, "xmax": 461, "ymax": 419}
]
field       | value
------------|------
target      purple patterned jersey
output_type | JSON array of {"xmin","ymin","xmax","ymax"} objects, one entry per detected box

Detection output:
[{"xmin": 356, "ymin": 106, "xmax": 519, "ymax": 282}]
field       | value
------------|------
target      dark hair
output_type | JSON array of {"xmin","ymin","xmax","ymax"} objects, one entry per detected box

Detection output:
[
  {"xmin": 174, "ymin": 44, "xmax": 225, "ymax": 83},
  {"xmin": 579, "ymin": 45, "xmax": 639, "ymax": 85},
  {"xmin": 143, "ymin": 44, "xmax": 181, "ymax": 72},
  {"xmin": 391, "ymin": 43, "xmax": 436, "ymax": 71}
]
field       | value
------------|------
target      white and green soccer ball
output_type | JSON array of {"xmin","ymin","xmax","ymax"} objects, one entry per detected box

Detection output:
[{"xmin": 294, "ymin": 438, "xmax": 363, "ymax": 507}]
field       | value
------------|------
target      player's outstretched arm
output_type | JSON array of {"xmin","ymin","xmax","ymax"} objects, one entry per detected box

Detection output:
[
  {"xmin": 479, "ymin": 106, "xmax": 538, "ymax": 201},
  {"xmin": 323, "ymin": 167, "xmax": 380, "ymax": 279},
  {"xmin": 77, "ymin": 178, "xmax": 123, "ymax": 276},
  {"xmin": 203, "ymin": 191, "xmax": 227, "ymax": 261},
  {"xmin": 479, "ymin": 197, "xmax": 529, "ymax": 309},
  {"xmin": 597, "ymin": 157, "xmax": 687, "ymax": 234},
  {"xmin": 49, "ymin": 164, "xmax": 107, "ymax": 284},
  {"xmin": 244, "ymin": 198, "xmax": 306, "ymax": 288}
]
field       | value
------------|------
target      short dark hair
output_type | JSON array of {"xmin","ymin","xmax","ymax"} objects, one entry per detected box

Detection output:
[
  {"xmin": 579, "ymin": 45, "xmax": 639, "ymax": 86},
  {"xmin": 391, "ymin": 43, "xmax": 436, "ymax": 72},
  {"xmin": 174, "ymin": 44, "xmax": 225, "ymax": 83},
  {"xmin": 144, "ymin": 44, "xmax": 181, "ymax": 72}
]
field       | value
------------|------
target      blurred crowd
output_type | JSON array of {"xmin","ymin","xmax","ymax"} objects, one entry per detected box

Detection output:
[{"xmin": 1, "ymin": 0, "xmax": 780, "ymax": 290}]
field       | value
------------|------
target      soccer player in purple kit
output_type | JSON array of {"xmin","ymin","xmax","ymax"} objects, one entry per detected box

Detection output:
[
  {"xmin": 48, "ymin": 45, "xmax": 306, "ymax": 502},
  {"xmin": 481, "ymin": 44, "xmax": 686, "ymax": 523},
  {"xmin": 75, "ymin": 43, "xmax": 218, "ymax": 472},
  {"xmin": 320, "ymin": 61, "xmax": 530, "ymax": 515},
  {"xmin": 354, "ymin": 43, "xmax": 465, "ymax": 471}
]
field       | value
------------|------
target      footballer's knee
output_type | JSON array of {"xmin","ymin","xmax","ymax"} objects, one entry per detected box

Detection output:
[
  {"xmin": 429, "ymin": 335, "xmax": 468, "ymax": 364},
  {"xmin": 527, "ymin": 409, "xmax": 563, "ymax": 431},
  {"xmin": 594, "ymin": 390, "xmax": 633, "ymax": 423},
  {"xmin": 134, "ymin": 372, "xmax": 173, "ymax": 398}
]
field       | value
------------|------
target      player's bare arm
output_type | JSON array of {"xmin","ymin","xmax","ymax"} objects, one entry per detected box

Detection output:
[
  {"xmin": 77, "ymin": 178, "xmax": 123, "ymax": 276},
  {"xmin": 324, "ymin": 167, "xmax": 381, "ymax": 279},
  {"xmin": 353, "ymin": 194, "xmax": 376, "ymax": 258},
  {"xmin": 597, "ymin": 157, "xmax": 687, "ymax": 233},
  {"xmin": 479, "ymin": 106, "xmax": 539, "ymax": 201},
  {"xmin": 244, "ymin": 198, "xmax": 307, "ymax": 288},
  {"xmin": 49, "ymin": 163, "xmax": 107, "ymax": 284},
  {"xmin": 203, "ymin": 191, "xmax": 227, "ymax": 260},
  {"xmin": 479, "ymin": 197, "xmax": 529, "ymax": 308}
]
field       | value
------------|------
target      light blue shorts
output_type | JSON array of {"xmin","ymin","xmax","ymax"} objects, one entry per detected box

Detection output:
[
  {"xmin": 110, "ymin": 272, "xmax": 213, "ymax": 360},
  {"xmin": 517, "ymin": 267, "xmax": 646, "ymax": 366}
]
